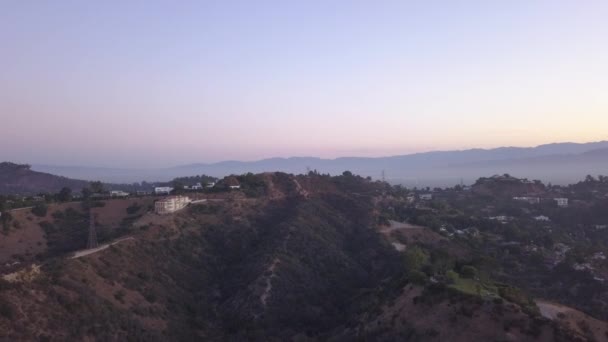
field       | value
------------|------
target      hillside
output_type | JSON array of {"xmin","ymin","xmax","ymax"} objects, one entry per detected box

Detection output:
[
  {"xmin": 0, "ymin": 173, "xmax": 605, "ymax": 341},
  {"xmin": 0, "ymin": 162, "xmax": 90, "ymax": 195}
]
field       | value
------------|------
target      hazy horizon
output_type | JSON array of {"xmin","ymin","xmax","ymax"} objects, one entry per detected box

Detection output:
[
  {"xmin": 2, "ymin": 1, "xmax": 608, "ymax": 168},
  {"xmin": 9, "ymin": 138, "xmax": 604, "ymax": 169}
]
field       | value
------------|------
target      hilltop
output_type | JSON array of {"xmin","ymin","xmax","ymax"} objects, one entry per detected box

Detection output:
[{"xmin": 0, "ymin": 162, "xmax": 90, "ymax": 195}]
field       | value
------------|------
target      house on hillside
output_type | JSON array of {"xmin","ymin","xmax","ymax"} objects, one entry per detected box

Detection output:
[
  {"xmin": 405, "ymin": 193, "xmax": 416, "ymax": 204},
  {"xmin": 110, "ymin": 190, "xmax": 129, "ymax": 197},
  {"xmin": 224, "ymin": 177, "xmax": 241, "ymax": 189},
  {"xmin": 419, "ymin": 193, "xmax": 432, "ymax": 201},
  {"xmin": 154, "ymin": 187, "xmax": 173, "ymax": 195},
  {"xmin": 155, "ymin": 196, "xmax": 191, "ymax": 215},
  {"xmin": 513, "ymin": 196, "xmax": 540, "ymax": 204},
  {"xmin": 554, "ymin": 197, "xmax": 568, "ymax": 207},
  {"xmin": 534, "ymin": 215, "xmax": 550, "ymax": 222},
  {"xmin": 489, "ymin": 215, "xmax": 510, "ymax": 223}
]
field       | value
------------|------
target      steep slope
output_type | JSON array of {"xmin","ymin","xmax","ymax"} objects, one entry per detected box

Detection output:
[
  {"xmin": 0, "ymin": 173, "xmax": 400, "ymax": 340},
  {"xmin": 0, "ymin": 173, "xmax": 602, "ymax": 341},
  {"xmin": 334, "ymin": 284, "xmax": 592, "ymax": 341}
]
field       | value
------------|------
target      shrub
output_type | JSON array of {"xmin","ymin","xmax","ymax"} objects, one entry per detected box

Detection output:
[
  {"xmin": 409, "ymin": 270, "xmax": 428, "ymax": 285},
  {"xmin": 31, "ymin": 203, "xmax": 48, "ymax": 217},
  {"xmin": 126, "ymin": 203, "xmax": 141, "ymax": 215},
  {"xmin": 143, "ymin": 291, "xmax": 157, "ymax": 303},
  {"xmin": 404, "ymin": 246, "xmax": 429, "ymax": 271},
  {"xmin": 114, "ymin": 290, "xmax": 126, "ymax": 303},
  {"xmin": 0, "ymin": 297, "xmax": 14, "ymax": 319},
  {"xmin": 0, "ymin": 279, "xmax": 12, "ymax": 292},
  {"xmin": 446, "ymin": 270, "xmax": 459, "ymax": 283},
  {"xmin": 52, "ymin": 211, "xmax": 65, "ymax": 220},
  {"xmin": 461, "ymin": 265, "xmax": 477, "ymax": 279}
]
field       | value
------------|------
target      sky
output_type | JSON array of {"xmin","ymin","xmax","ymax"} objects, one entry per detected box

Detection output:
[{"xmin": 1, "ymin": 1, "xmax": 607, "ymax": 168}]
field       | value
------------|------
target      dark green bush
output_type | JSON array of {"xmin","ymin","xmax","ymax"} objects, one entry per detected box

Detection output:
[{"xmin": 32, "ymin": 203, "xmax": 48, "ymax": 217}]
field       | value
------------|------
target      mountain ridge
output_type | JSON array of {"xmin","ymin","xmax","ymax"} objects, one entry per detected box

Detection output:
[{"xmin": 29, "ymin": 141, "xmax": 608, "ymax": 185}]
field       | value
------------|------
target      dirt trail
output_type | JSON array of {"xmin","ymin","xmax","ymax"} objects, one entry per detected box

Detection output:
[
  {"xmin": 71, "ymin": 237, "xmax": 134, "ymax": 259},
  {"xmin": 537, "ymin": 301, "xmax": 569, "ymax": 320},
  {"xmin": 259, "ymin": 228, "xmax": 293, "ymax": 308},
  {"xmin": 260, "ymin": 258, "xmax": 280, "ymax": 307},
  {"xmin": 378, "ymin": 220, "xmax": 427, "ymax": 252},
  {"xmin": 292, "ymin": 178, "xmax": 309, "ymax": 197},
  {"xmin": 380, "ymin": 220, "xmax": 426, "ymax": 233}
]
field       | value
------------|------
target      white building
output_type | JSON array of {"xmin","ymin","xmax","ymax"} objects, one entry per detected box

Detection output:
[
  {"xmin": 489, "ymin": 215, "xmax": 510, "ymax": 222},
  {"xmin": 419, "ymin": 194, "xmax": 433, "ymax": 201},
  {"xmin": 554, "ymin": 198, "xmax": 568, "ymax": 207},
  {"xmin": 154, "ymin": 187, "xmax": 173, "ymax": 195},
  {"xmin": 191, "ymin": 183, "xmax": 203, "ymax": 190},
  {"xmin": 206, "ymin": 182, "xmax": 216, "ymax": 188},
  {"xmin": 534, "ymin": 215, "xmax": 550, "ymax": 221},
  {"xmin": 155, "ymin": 196, "xmax": 191, "ymax": 215},
  {"xmin": 224, "ymin": 177, "xmax": 241, "ymax": 189},
  {"xmin": 513, "ymin": 196, "xmax": 540, "ymax": 204},
  {"xmin": 110, "ymin": 190, "xmax": 129, "ymax": 197}
]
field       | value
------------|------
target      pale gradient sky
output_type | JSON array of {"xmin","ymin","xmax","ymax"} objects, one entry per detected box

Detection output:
[{"xmin": 1, "ymin": 1, "xmax": 607, "ymax": 167}]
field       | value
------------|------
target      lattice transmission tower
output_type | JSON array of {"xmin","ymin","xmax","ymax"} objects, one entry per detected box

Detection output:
[{"xmin": 87, "ymin": 211, "xmax": 98, "ymax": 249}]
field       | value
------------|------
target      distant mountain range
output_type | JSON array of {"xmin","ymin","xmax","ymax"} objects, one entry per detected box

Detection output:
[{"xmin": 29, "ymin": 140, "xmax": 608, "ymax": 187}]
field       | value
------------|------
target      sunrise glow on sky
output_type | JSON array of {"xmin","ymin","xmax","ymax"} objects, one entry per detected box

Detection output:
[{"xmin": 1, "ymin": 1, "xmax": 607, "ymax": 167}]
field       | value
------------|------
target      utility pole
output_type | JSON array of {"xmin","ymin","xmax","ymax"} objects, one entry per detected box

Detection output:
[{"xmin": 87, "ymin": 211, "xmax": 98, "ymax": 249}]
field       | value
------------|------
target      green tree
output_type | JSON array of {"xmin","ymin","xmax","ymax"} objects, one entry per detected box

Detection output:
[
  {"xmin": 172, "ymin": 181, "xmax": 185, "ymax": 194},
  {"xmin": 461, "ymin": 265, "xmax": 477, "ymax": 279},
  {"xmin": 81, "ymin": 187, "xmax": 92, "ymax": 199},
  {"xmin": 585, "ymin": 175, "xmax": 597, "ymax": 183},
  {"xmin": 90, "ymin": 181, "xmax": 104, "ymax": 194},
  {"xmin": 404, "ymin": 246, "xmax": 429, "ymax": 272},
  {"xmin": 446, "ymin": 270, "xmax": 459, "ymax": 284},
  {"xmin": 57, "ymin": 187, "xmax": 72, "ymax": 202},
  {"xmin": 342, "ymin": 170, "xmax": 353, "ymax": 177},
  {"xmin": 31, "ymin": 203, "xmax": 48, "ymax": 217}
]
